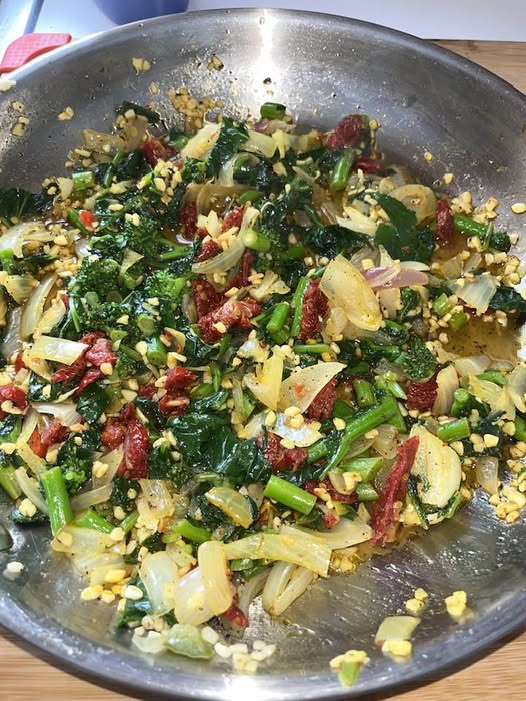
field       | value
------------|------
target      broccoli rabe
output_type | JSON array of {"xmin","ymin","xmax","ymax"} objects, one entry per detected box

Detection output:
[
  {"xmin": 144, "ymin": 270, "xmax": 187, "ymax": 300},
  {"xmin": 180, "ymin": 158, "xmax": 207, "ymax": 183},
  {"xmin": 147, "ymin": 443, "xmax": 191, "ymax": 487},
  {"xmin": 123, "ymin": 218, "xmax": 162, "ymax": 260},
  {"xmin": 70, "ymin": 257, "xmax": 121, "ymax": 299},
  {"xmin": 397, "ymin": 334, "xmax": 437, "ymax": 381},
  {"xmin": 111, "ymin": 476, "xmax": 140, "ymax": 512}
]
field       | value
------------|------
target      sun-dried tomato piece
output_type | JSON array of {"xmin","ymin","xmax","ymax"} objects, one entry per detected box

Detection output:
[
  {"xmin": 118, "ymin": 418, "xmax": 150, "ymax": 479},
  {"xmin": 406, "ymin": 375, "xmax": 438, "ymax": 411},
  {"xmin": 222, "ymin": 205, "xmax": 244, "ymax": 231},
  {"xmin": 307, "ymin": 378, "xmax": 337, "ymax": 420},
  {"xmin": 260, "ymin": 432, "xmax": 308, "ymax": 473},
  {"xmin": 324, "ymin": 114, "xmax": 368, "ymax": 150},
  {"xmin": 85, "ymin": 338, "xmax": 116, "ymax": 368},
  {"xmin": 28, "ymin": 428, "xmax": 47, "ymax": 458},
  {"xmin": 322, "ymin": 512, "xmax": 339, "ymax": 529},
  {"xmin": 435, "ymin": 198, "xmax": 455, "ymax": 246},
  {"xmin": 179, "ymin": 201, "xmax": 198, "ymax": 239},
  {"xmin": 370, "ymin": 435, "xmax": 420, "ymax": 546},
  {"xmin": 101, "ymin": 418, "xmax": 127, "ymax": 450},
  {"xmin": 323, "ymin": 478, "xmax": 356, "ymax": 504},
  {"xmin": 228, "ymin": 249, "xmax": 254, "ymax": 290},
  {"xmin": 142, "ymin": 136, "xmax": 172, "ymax": 166},
  {"xmin": 159, "ymin": 394, "xmax": 190, "ymax": 416},
  {"xmin": 60, "ymin": 294, "xmax": 70, "ymax": 310},
  {"xmin": 51, "ymin": 356, "xmax": 87, "ymax": 384},
  {"xmin": 198, "ymin": 298, "xmax": 261, "ymax": 343},
  {"xmin": 165, "ymin": 367, "xmax": 197, "ymax": 392},
  {"xmin": 191, "ymin": 279, "xmax": 225, "ymax": 319},
  {"xmin": 120, "ymin": 402, "xmax": 136, "ymax": 423},
  {"xmin": 0, "ymin": 384, "xmax": 28, "ymax": 410},
  {"xmin": 79, "ymin": 210, "xmax": 97, "ymax": 232},
  {"xmin": 80, "ymin": 331, "xmax": 105, "ymax": 346},
  {"xmin": 41, "ymin": 419, "xmax": 69, "ymax": 449},
  {"xmin": 298, "ymin": 279, "xmax": 328, "ymax": 341},
  {"xmin": 196, "ymin": 239, "xmax": 221, "ymax": 262},
  {"xmin": 14, "ymin": 352, "xmax": 27, "ymax": 373},
  {"xmin": 73, "ymin": 367, "xmax": 103, "ymax": 398},
  {"xmin": 221, "ymin": 603, "xmax": 249, "ymax": 628},
  {"xmin": 137, "ymin": 384, "xmax": 157, "ymax": 398},
  {"xmin": 354, "ymin": 157, "xmax": 384, "ymax": 174}
]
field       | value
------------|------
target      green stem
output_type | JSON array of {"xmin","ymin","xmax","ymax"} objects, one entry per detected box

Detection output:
[
  {"xmin": 67, "ymin": 208, "xmax": 91, "ymax": 237},
  {"xmin": 103, "ymin": 148, "xmax": 125, "ymax": 188},
  {"xmin": 387, "ymin": 401, "xmax": 407, "ymax": 432},
  {"xmin": 146, "ymin": 337, "xmax": 168, "ymax": 367},
  {"xmin": 355, "ymin": 482, "xmax": 378, "ymax": 502},
  {"xmin": 172, "ymin": 518, "xmax": 211, "ymax": 544},
  {"xmin": 333, "ymin": 399, "xmax": 355, "ymax": 421},
  {"xmin": 0, "ymin": 466, "xmax": 21, "ymax": 500},
  {"xmin": 293, "ymin": 343, "xmax": 330, "ymax": 355},
  {"xmin": 514, "ymin": 415, "xmax": 526, "ymax": 442},
  {"xmin": 453, "ymin": 214, "xmax": 487, "ymax": 238},
  {"xmin": 74, "ymin": 508, "xmax": 114, "ymax": 534},
  {"xmin": 40, "ymin": 467, "xmax": 73, "ymax": 536},
  {"xmin": 121, "ymin": 509, "xmax": 139, "ymax": 534},
  {"xmin": 260, "ymin": 102, "xmax": 286, "ymax": 120},
  {"xmin": 240, "ymin": 228, "xmax": 270, "ymax": 252},
  {"xmin": 307, "ymin": 439, "xmax": 330, "ymax": 464},
  {"xmin": 267, "ymin": 302, "xmax": 290, "ymax": 334},
  {"xmin": 449, "ymin": 311, "xmax": 469, "ymax": 331},
  {"xmin": 322, "ymin": 395, "xmax": 399, "ymax": 475},
  {"xmin": 290, "ymin": 277, "xmax": 309, "ymax": 338},
  {"xmin": 432, "ymin": 293, "xmax": 453, "ymax": 317},
  {"xmin": 263, "ymin": 475, "xmax": 316, "ymax": 515},
  {"xmin": 451, "ymin": 388, "xmax": 471, "ymax": 417},
  {"xmin": 160, "ymin": 244, "xmax": 192, "ymax": 261},
  {"xmin": 329, "ymin": 151, "xmax": 354, "ymax": 192},
  {"xmin": 437, "ymin": 417, "xmax": 470, "ymax": 443},
  {"xmin": 478, "ymin": 370, "xmax": 508, "ymax": 386},
  {"xmin": 73, "ymin": 169, "xmax": 95, "ymax": 192},
  {"xmin": 236, "ymin": 190, "xmax": 262, "ymax": 205},
  {"xmin": 282, "ymin": 243, "xmax": 306, "ymax": 260},
  {"xmin": 352, "ymin": 379, "xmax": 375, "ymax": 408},
  {"xmin": 339, "ymin": 456, "xmax": 383, "ymax": 482}
]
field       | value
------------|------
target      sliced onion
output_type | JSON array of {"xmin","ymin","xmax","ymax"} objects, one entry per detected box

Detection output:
[
  {"xmin": 262, "ymin": 562, "xmax": 315, "ymax": 616},
  {"xmin": 132, "ymin": 630, "xmax": 167, "ymax": 656},
  {"xmin": 217, "ymin": 156, "xmax": 235, "ymax": 187},
  {"xmin": 82, "ymin": 128, "xmax": 125, "ymax": 154},
  {"xmin": 237, "ymin": 337, "xmax": 270, "ymax": 363},
  {"xmin": 432, "ymin": 365, "xmax": 459, "ymax": 416},
  {"xmin": 245, "ymin": 353, "xmax": 284, "ymax": 411},
  {"xmin": 29, "ymin": 335, "xmax": 88, "ymax": 364},
  {"xmin": 450, "ymin": 273, "xmax": 497, "ymax": 314},
  {"xmin": 389, "ymin": 184, "xmax": 436, "ymax": 223},
  {"xmin": 181, "ymin": 123, "xmax": 221, "ymax": 160},
  {"xmin": 15, "ymin": 409, "xmax": 39, "ymax": 450},
  {"xmin": 410, "ymin": 426, "xmax": 461, "ymax": 508},
  {"xmin": 173, "ymin": 566, "xmax": 214, "ymax": 625},
  {"xmin": 238, "ymin": 570, "xmax": 269, "ymax": 615},
  {"xmin": 31, "ymin": 401, "xmax": 82, "ymax": 427},
  {"xmin": 0, "ymin": 222, "xmax": 50, "ymax": 258},
  {"xmin": 320, "ymin": 255, "xmax": 382, "ymax": 331},
  {"xmin": 375, "ymin": 616, "xmax": 420, "ymax": 644},
  {"xmin": 249, "ymin": 270, "xmax": 290, "ymax": 302},
  {"xmin": 283, "ymin": 519, "xmax": 371, "ymax": 550},
  {"xmin": 137, "ymin": 480, "xmax": 174, "ymax": 530},
  {"xmin": 475, "ymin": 456, "xmax": 499, "ymax": 495},
  {"xmin": 120, "ymin": 249, "xmax": 144, "ymax": 276},
  {"xmin": 507, "ymin": 365, "xmax": 526, "ymax": 413},
  {"xmin": 70, "ymin": 484, "xmax": 113, "ymax": 513},
  {"xmin": 271, "ymin": 412, "xmax": 323, "ymax": 447},
  {"xmin": 237, "ymin": 411, "xmax": 265, "ymax": 440},
  {"xmin": 14, "ymin": 467, "xmax": 48, "ymax": 513},
  {"xmin": 140, "ymin": 551, "xmax": 179, "ymax": 616},
  {"xmin": 20, "ymin": 273, "xmax": 57, "ymax": 340},
  {"xmin": 363, "ymin": 265, "xmax": 428, "ymax": 289},
  {"xmin": 278, "ymin": 361, "xmax": 345, "ymax": 413},
  {"xmin": 453, "ymin": 355, "xmax": 491, "ymax": 377},
  {"xmin": 1, "ymin": 273, "xmax": 37, "ymax": 304},
  {"xmin": 244, "ymin": 130, "xmax": 277, "ymax": 158},
  {"xmin": 38, "ymin": 298, "xmax": 67, "ymax": 335},
  {"xmin": 198, "ymin": 540, "xmax": 233, "ymax": 616},
  {"xmin": 337, "ymin": 209, "xmax": 377, "ymax": 236},
  {"xmin": 254, "ymin": 119, "xmax": 294, "ymax": 135},
  {"xmin": 345, "ymin": 434, "xmax": 376, "ymax": 459},
  {"xmin": 205, "ymin": 487, "xmax": 254, "ymax": 528},
  {"xmin": 223, "ymin": 532, "xmax": 331, "ymax": 576},
  {"xmin": 191, "ymin": 235, "xmax": 245, "ymax": 274},
  {"xmin": 372, "ymin": 424, "xmax": 399, "ymax": 460},
  {"xmin": 51, "ymin": 525, "xmax": 113, "ymax": 554},
  {"xmin": 16, "ymin": 442, "xmax": 46, "ymax": 476},
  {"xmin": 71, "ymin": 552, "xmax": 124, "ymax": 582},
  {"xmin": 2, "ymin": 306, "xmax": 21, "ymax": 360},
  {"xmin": 93, "ymin": 446, "xmax": 124, "ymax": 487}
]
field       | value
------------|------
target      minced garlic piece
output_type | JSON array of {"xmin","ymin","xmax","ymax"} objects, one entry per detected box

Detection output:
[
  {"xmin": 381, "ymin": 639, "xmax": 412, "ymax": 659},
  {"xmin": 445, "ymin": 590, "xmax": 467, "ymax": 619},
  {"xmin": 329, "ymin": 649, "xmax": 369, "ymax": 670}
]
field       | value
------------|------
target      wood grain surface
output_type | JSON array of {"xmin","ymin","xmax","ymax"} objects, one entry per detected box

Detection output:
[{"xmin": 1, "ymin": 39, "xmax": 525, "ymax": 701}]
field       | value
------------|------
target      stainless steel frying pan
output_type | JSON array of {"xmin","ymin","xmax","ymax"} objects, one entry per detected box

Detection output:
[{"xmin": 1, "ymin": 9, "xmax": 525, "ymax": 700}]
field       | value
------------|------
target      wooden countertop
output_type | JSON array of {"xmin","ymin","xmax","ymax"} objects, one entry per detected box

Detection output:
[{"xmin": 1, "ymin": 40, "xmax": 525, "ymax": 701}]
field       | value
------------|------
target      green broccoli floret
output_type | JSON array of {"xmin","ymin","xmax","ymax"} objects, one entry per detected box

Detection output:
[
  {"xmin": 56, "ymin": 429, "xmax": 100, "ymax": 494},
  {"xmin": 180, "ymin": 158, "xmax": 207, "ymax": 184},
  {"xmin": 83, "ymin": 301, "xmax": 124, "ymax": 334},
  {"xmin": 89, "ymin": 232, "xmax": 126, "ymax": 259},
  {"xmin": 70, "ymin": 256, "xmax": 120, "ymax": 299},
  {"xmin": 144, "ymin": 270, "xmax": 187, "ymax": 300},
  {"xmin": 123, "ymin": 218, "xmax": 162, "ymax": 260},
  {"xmin": 397, "ymin": 334, "xmax": 437, "ymax": 381},
  {"xmin": 147, "ymin": 442, "xmax": 191, "ymax": 488}
]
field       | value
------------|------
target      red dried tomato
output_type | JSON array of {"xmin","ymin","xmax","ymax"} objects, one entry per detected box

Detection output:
[
  {"xmin": 73, "ymin": 367, "xmax": 103, "ymax": 398},
  {"xmin": 406, "ymin": 374, "xmax": 438, "ymax": 411},
  {"xmin": 142, "ymin": 136, "xmax": 172, "ymax": 166},
  {"xmin": 179, "ymin": 202, "xmax": 198, "ymax": 239},
  {"xmin": 120, "ymin": 403, "xmax": 136, "ymax": 423},
  {"xmin": 435, "ymin": 198, "xmax": 455, "ymax": 246},
  {"xmin": 354, "ymin": 157, "xmax": 383, "ymax": 174},
  {"xmin": 322, "ymin": 512, "xmax": 339, "ymax": 529},
  {"xmin": 222, "ymin": 205, "xmax": 244, "ymax": 231},
  {"xmin": 28, "ymin": 429, "xmax": 47, "ymax": 458},
  {"xmin": 298, "ymin": 279, "xmax": 328, "ymax": 341},
  {"xmin": 118, "ymin": 418, "xmax": 150, "ymax": 479},
  {"xmin": 0, "ymin": 385, "xmax": 28, "ymax": 410},
  {"xmin": 228, "ymin": 249, "xmax": 254, "ymax": 290},
  {"xmin": 85, "ymin": 338, "xmax": 116, "ymax": 368},
  {"xmin": 80, "ymin": 331, "xmax": 105, "ymax": 346},
  {"xmin": 370, "ymin": 435, "xmax": 420, "ymax": 546},
  {"xmin": 221, "ymin": 604, "xmax": 249, "ymax": 628},
  {"xmin": 198, "ymin": 298, "xmax": 261, "ymax": 343},
  {"xmin": 195, "ymin": 239, "xmax": 221, "ymax": 262},
  {"xmin": 323, "ymin": 478, "xmax": 356, "ymax": 504},
  {"xmin": 41, "ymin": 419, "xmax": 69, "ymax": 449},
  {"xmin": 79, "ymin": 210, "xmax": 97, "ymax": 232},
  {"xmin": 159, "ymin": 394, "xmax": 190, "ymax": 416},
  {"xmin": 165, "ymin": 367, "xmax": 197, "ymax": 392},
  {"xmin": 60, "ymin": 294, "xmax": 70, "ymax": 310},
  {"xmin": 14, "ymin": 352, "xmax": 27, "ymax": 373},
  {"xmin": 307, "ymin": 378, "xmax": 337, "ymax": 420},
  {"xmin": 51, "ymin": 356, "xmax": 87, "ymax": 384},
  {"xmin": 324, "ymin": 114, "xmax": 368, "ymax": 150},
  {"xmin": 191, "ymin": 279, "xmax": 225, "ymax": 319},
  {"xmin": 101, "ymin": 418, "xmax": 127, "ymax": 450},
  {"xmin": 137, "ymin": 384, "xmax": 157, "ymax": 398},
  {"xmin": 260, "ymin": 432, "xmax": 308, "ymax": 473}
]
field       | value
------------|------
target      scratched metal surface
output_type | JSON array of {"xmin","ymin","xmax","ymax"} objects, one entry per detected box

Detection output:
[{"xmin": 0, "ymin": 9, "xmax": 526, "ymax": 700}]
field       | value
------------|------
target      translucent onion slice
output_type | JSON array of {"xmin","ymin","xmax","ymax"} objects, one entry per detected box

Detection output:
[
  {"xmin": 140, "ymin": 551, "xmax": 179, "ymax": 616},
  {"xmin": 453, "ymin": 355, "xmax": 491, "ymax": 377},
  {"xmin": 70, "ymin": 484, "xmax": 113, "ymax": 513},
  {"xmin": 372, "ymin": 424, "xmax": 398, "ymax": 460},
  {"xmin": 238, "ymin": 570, "xmax": 269, "ymax": 614},
  {"xmin": 205, "ymin": 486, "xmax": 254, "ymax": 528},
  {"xmin": 31, "ymin": 400, "xmax": 82, "ymax": 427},
  {"xmin": 38, "ymin": 298, "xmax": 67, "ymax": 335},
  {"xmin": 71, "ymin": 552, "xmax": 124, "ymax": 583},
  {"xmin": 15, "ymin": 409, "xmax": 39, "ymax": 450},
  {"xmin": 250, "ymin": 270, "xmax": 290, "ymax": 302},
  {"xmin": 337, "ymin": 209, "xmax": 377, "ymax": 236},
  {"xmin": 14, "ymin": 467, "xmax": 48, "ymax": 513},
  {"xmin": 271, "ymin": 412, "xmax": 322, "ymax": 447},
  {"xmin": 16, "ymin": 442, "xmax": 46, "ymax": 476},
  {"xmin": 0, "ymin": 222, "xmax": 50, "ymax": 258},
  {"xmin": 237, "ymin": 411, "xmax": 265, "ymax": 440},
  {"xmin": 92, "ymin": 446, "xmax": 124, "ymax": 487},
  {"xmin": 1, "ymin": 273, "xmax": 37, "ymax": 304},
  {"xmin": 173, "ymin": 566, "xmax": 214, "ymax": 626},
  {"xmin": 191, "ymin": 235, "xmax": 245, "ymax": 274},
  {"xmin": 468, "ymin": 375, "xmax": 515, "ymax": 418},
  {"xmin": 432, "ymin": 365, "xmax": 459, "ymax": 416},
  {"xmin": 450, "ymin": 273, "xmax": 497, "ymax": 314},
  {"xmin": 410, "ymin": 426, "xmax": 461, "ymax": 508},
  {"xmin": 132, "ymin": 630, "xmax": 167, "ymax": 656},
  {"xmin": 29, "ymin": 335, "xmax": 88, "ymax": 364},
  {"xmin": 82, "ymin": 128, "xmax": 125, "ymax": 154},
  {"xmin": 223, "ymin": 532, "xmax": 332, "ymax": 576},
  {"xmin": 120, "ymin": 249, "xmax": 144, "ymax": 276},
  {"xmin": 278, "ymin": 362, "xmax": 345, "ymax": 413},
  {"xmin": 51, "ymin": 526, "xmax": 113, "ymax": 554},
  {"xmin": 320, "ymin": 255, "xmax": 382, "ymax": 331},
  {"xmin": 508, "ymin": 365, "xmax": 526, "ymax": 413},
  {"xmin": 198, "ymin": 540, "xmax": 233, "ymax": 616},
  {"xmin": 389, "ymin": 184, "xmax": 436, "ymax": 223},
  {"xmin": 2, "ymin": 307, "xmax": 22, "ymax": 361},
  {"xmin": 375, "ymin": 616, "xmax": 421, "ymax": 644},
  {"xmin": 475, "ymin": 456, "xmax": 499, "ymax": 495},
  {"xmin": 20, "ymin": 273, "xmax": 57, "ymax": 340},
  {"xmin": 244, "ymin": 130, "xmax": 277, "ymax": 158},
  {"xmin": 262, "ymin": 562, "xmax": 315, "ymax": 616},
  {"xmin": 181, "ymin": 123, "xmax": 220, "ymax": 160},
  {"xmin": 245, "ymin": 353, "xmax": 284, "ymax": 411},
  {"xmin": 282, "ymin": 519, "xmax": 372, "ymax": 551}
]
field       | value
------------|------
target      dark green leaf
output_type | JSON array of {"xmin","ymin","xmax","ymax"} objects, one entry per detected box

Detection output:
[{"xmin": 207, "ymin": 117, "xmax": 249, "ymax": 178}]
